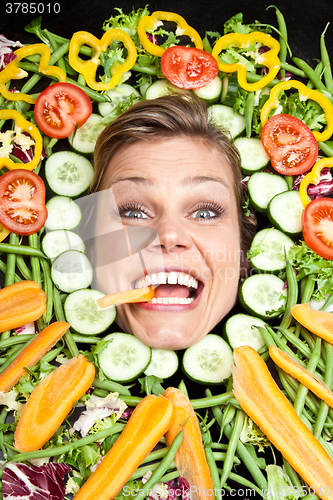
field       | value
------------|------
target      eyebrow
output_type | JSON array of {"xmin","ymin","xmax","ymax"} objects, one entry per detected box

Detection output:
[{"xmin": 111, "ymin": 175, "xmax": 231, "ymax": 190}]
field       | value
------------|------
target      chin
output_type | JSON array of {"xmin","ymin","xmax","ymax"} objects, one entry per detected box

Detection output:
[{"xmin": 114, "ymin": 317, "xmax": 208, "ymax": 350}]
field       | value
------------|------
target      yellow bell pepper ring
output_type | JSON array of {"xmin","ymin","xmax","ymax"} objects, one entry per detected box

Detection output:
[
  {"xmin": 138, "ymin": 11, "xmax": 203, "ymax": 57},
  {"xmin": 0, "ymin": 109, "xmax": 43, "ymax": 171},
  {"xmin": 211, "ymin": 31, "xmax": 280, "ymax": 92},
  {"xmin": 68, "ymin": 29, "xmax": 137, "ymax": 91},
  {"xmin": 0, "ymin": 43, "xmax": 66, "ymax": 105},
  {"xmin": 261, "ymin": 80, "xmax": 333, "ymax": 142},
  {"xmin": 299, "ymin": 157, "xmax": 333, "ymax": 208}
]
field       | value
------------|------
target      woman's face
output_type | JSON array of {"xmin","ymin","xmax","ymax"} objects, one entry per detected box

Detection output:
[{"xmin": 95, "ymin": 137, "xmax": 242, "ymax": 350}]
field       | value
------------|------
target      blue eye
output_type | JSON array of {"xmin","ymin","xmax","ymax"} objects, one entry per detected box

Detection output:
[
  {"xmin": 123, "ymin": 209, "xmax": 149, "ymax": 219},
  {"xmin": 193, "ymin": 209, "xmax": 216, "ymax": 219}
]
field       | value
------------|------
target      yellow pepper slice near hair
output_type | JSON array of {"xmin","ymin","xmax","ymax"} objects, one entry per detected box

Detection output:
[
  {"xmin": 299, "ymin": 157, "xmax": 333, "ymax": 207},
  {"xmin": 137, "ymin": 11, "xmax": 203, "ymax": 57},
  {"xmin": 211, "ymin": 31, "xmax": 280, "ymax": 92},
  {"xmin": 69, "ymin": 29, "xmax": 137, "ymax": 91},
  {"xmin": 0, "ymin": 225, "xmax": 10, "ymax": 243},
  {"xmin": 0, "ymin": 109, "xmax": 43, "ymax": 171},
  {"xmin": 0, "ymin": 43, "xmax": 66, "ymax": 104},
  {"xmin": 261, "ymin": 80, "xmax": 333, "ymax": 142}
]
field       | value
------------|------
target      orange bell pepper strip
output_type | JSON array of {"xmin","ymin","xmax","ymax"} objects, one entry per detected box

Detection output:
[
  {"xmin": 211, "ymin": 31, "xmax": 280, "ymax": 92},
  {"xmin": 138, "ymin": 11, "xmax": 203, "ymax": 57},
  {"xmin": 291, "ymin": 302, "xmax": 333, "ymax": 343},
  {"xmin": 68, "ymin": 29, "xmax": 137, "ymax": 91},
  {"xmin": 0, "ymin": 109, "xmax": 43, "ymax": 171},
  {"xmin": 261, "ymin": 80, "xmax": 333, "ymax": 142},
  {"xmin": 0, "ymin": 43, "xmax": 66, "ymax": 104},
  {"xmin": 299, "ymin": 157, "xmax": 333, "ymax": 207},
  {"xmin": 233, "ymin": 345, "xmax": 333, "ymax": 500},
  {"xmin": 97, "ymin": 286, "xmax": 155, "ymax": 308}
]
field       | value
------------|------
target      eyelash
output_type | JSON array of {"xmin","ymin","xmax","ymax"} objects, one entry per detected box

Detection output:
[
  {"xmin": 118, "ymin": 201, "xmax": 225, "ymax": 220},
  {"xmin": 118, "ymin": 202, "xmax": 150, "ymax": 219},
  {"xmin": 189, "ymin": 202, "xmax": 225, "ymax": 220}
]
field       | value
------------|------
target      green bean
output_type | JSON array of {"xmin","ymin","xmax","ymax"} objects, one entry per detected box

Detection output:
[
  {"xmin": 270, "ymin": 6, "xmax": 288, "ymax": 80},
  {"xmin": 71, "ymin": 334, "xmax": 100, "ymax": 344},
  {"xmin": 134, "ymin": 431, "xmax": 183, "ymax": 500},
  {"xmin": 191, "ymin": 391, "xmax": 234, "ymax": 409},
  {"xmin": 0, "ymin": 242, "xmax": 46, "ymax": 259},
  {"xmin": 246, "ymin": 73, "xmax": 281, "ymax": 87},
  {"xmin": 66, "ymin": 78, "xmax": 112, "ymax": 103},
  {"xmin": 44, "ymin": 29, "xmax": 67, "ymax": 74},
  {"xmin": 158, "ymin": 471, "xmax": 179, "ymax": 483},
  {"xmin": 31, "ymin": 343, "xmax": 65, "ymax": 371},
  {"xmin": 205, "ymin": 444, "xmax": 222, "ymax": 500},
  {"xmin": 0, "ymin": 334, "xmax": 35, "ymax": 350},
  {"xmin": 294, "ymin": 336, "xmax": 321, "ymax": 417},
  {"xmin": 129, "ymin": 461, "xmax": 175, "ymax": 482},
  {"xmin": 223, "ymin": 423, "xmax": 268, "ymax": 490},
  {"xmin": 4, "ymin": 233, "xmax": 18, "ymax": 288},
  {"xmin": 285, "ymin": 175, "xmax": 294, "ymax": 190},
  {"xmin": 92, "ymin": 376, "xmax": 132, "ymax": 397},
  {"xmin": 245, "ymin": 91, "xmax": 255, "ymax": 137},
  {"xmin": 256, "ymin": 325, "xmax": 276, "ymax": 348},
  {"xmin": 219, "ymin": 403, "xmax": 237, "ymax": 438},
  {"xmin": 28, "ymin": 233, "xmax": 44, "ymax": 331},
  {"xmin": 16, "ymin": 254, "xmax": 32, "ymax": 280},
  {"xmin": 1, "ymin": 233, "xmax": 18, "ymax": 340},
  {"xmin": 141, "ymin": 447, "xmax": 168, "ymax": 464},
  {"xmin": 283, "ymin": 457, "xmax": 302, "ymax": 488},
  {"xmin": 211, "ymin": 442, "xmax": 228, "ymax": 450},
  {"xmin": 291, "ymin": 57, "xmax": 327, "ymax": 91},
  {"xmin": 277, "ymin": 326, "xmax": 325, "ymax": 373},
  {"xmin": 0, "ymin": 407, "xmax": 8, "ymax": 460},
  {"xmin": 280, "ymin": 255, "xmax": 298, "ymax": 329},
  {"xmin": 40, "ymin": 258, "xmax": 53, "ymax": 324},
  {"xmin": 280, "ymin": 62, "xmax": 306, "ymax": 78},
  {"xmin": 226, "ymin": 471, "xmax": 264, "ymax": 497},
  {"xmin": 0, "ymin": 336, "xmax": 36, "ymax": 375},
  {"xmin": 7, "ymin": 422, "xmax": 125, "ymax": 463},
  {"xmin": 294, "ymin": 274, "xmax": 315, "ymax": 337},
  {"xmin": 178, "ymin": 379, "xmax": 189, "ymax": 397},
  {"xmin": 320, "ymin": 23, "xmax": 333, "ymax": 92},
  {"xmin": 220, "ymin": 409, "xmax": 245, "ymax": 488},
  {"xmin": 314, "ymin": 341, "xmax": 333, "ymax": 439},
  {"xmin": 132, "ymin": 63, "xmax": 158, "ymax": 76},
  {"xmin": 318, "ymin": 141, "xmax": 333, "ymax": 157},
  {"xmin": 0, "ymin": 259, "xmax": 20, "ymax": 283},
  {"xmin": 53, "ymin": 286, "xmax": 79, "ymax": 357}
]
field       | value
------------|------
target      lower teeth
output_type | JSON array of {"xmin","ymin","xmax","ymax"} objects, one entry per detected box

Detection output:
[{"xmin": 151, "ymin": 297, "xmax": 194, "ymax": 305}]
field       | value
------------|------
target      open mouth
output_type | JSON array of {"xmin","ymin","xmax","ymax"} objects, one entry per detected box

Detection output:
[{"xmin": 134, "ymin": 271, "xmax": 201, "ymax": 305}]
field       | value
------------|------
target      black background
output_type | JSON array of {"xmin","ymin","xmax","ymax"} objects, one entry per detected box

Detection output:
[{"xmin": 1, "ymin": 1, "xmax": 333, "ymax": 495}]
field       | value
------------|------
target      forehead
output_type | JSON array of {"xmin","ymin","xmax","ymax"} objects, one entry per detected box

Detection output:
[{"xmin": 101, "ymin": 137, "xmax": 236, "ymax": 190}]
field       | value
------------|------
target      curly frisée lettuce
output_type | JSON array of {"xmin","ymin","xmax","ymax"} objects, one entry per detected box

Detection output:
[
  {"xmin": 287, "ymin": 241, "xmax": 333, "ymax": 301},
  {"xmin": 265, "ymin": 464, "xmax": 303, "ymax": 500}
]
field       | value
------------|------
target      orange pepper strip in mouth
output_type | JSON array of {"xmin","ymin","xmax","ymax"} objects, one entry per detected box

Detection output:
[{"xmin": 97, "ymin": 286, "xmax": 155, "ymax": 308}]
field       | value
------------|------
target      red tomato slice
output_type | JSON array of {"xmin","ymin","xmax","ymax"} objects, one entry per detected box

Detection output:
[
  {"xmin": 261, "ymin": 114, "xmax": 318, "ymax": 176},
  {"xmin": 0, "ymin": 170, "xmax": 47, "ymax": 235},
  {"xmin": 302, "ymin": 197, "xmax": 333, "ymax": 260},
  {"xmin": 34, "ymin": 82, "xmax": 92, "ymax": 139},
  {"xmin": 161, "ymin": 46, "xmax": 219, "ymax": 89}
]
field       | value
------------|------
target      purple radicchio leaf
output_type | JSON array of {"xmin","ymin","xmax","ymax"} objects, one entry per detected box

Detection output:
[
  {"xmin": 293, "ymin": 167, "xmax": 333, "ymax": 199},
  {"xmin": 11, "ymin": 142, "xmax": 46, "ymax": 165},
  {"xmin": 2, "ymin": 462, "xmax": 71, "ymax": 500}
]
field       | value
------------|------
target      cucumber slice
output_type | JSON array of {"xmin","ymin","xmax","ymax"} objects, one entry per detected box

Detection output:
[
  {"xmin": 64, "ymin": 289, "xmax": 116, "ymax": 335},
  {"xmin": 239, "ymin": 274, "xmax": 287, "ymax": 319},
  {"xmin": 193, "ymin": 76, "xmax": 222, "ymax": 104},
  {"xmin": 248, "ymin": 228, "xmax": 294, "ymax": 272},
  {"xmin": 45, "ymin": 151, "xmax": 94, "ymax": 197},
  {"xmin": 144, "ymin": 349, "xmax": 179, "ymax": 379},
  {"xmin": 42, "ymin": 230, "xmax": 85, "ymax": 260},
  {"xmin": 234, "ymin": 137, "xmax": 270, "ymax": 175},
  {"xmin": 208, "ymin": 104, "xmax": 246, "ymax": 138},
  {"xmin": 268, "ymin": 190, "xmax": 303, "ymax": 237},
  {"xmin": 51, "ymin": 249, "xmax": 93, "ymax": 293},
  {"xmin": 182, "ymin": 334, "xmax": 233, "ymax": 385},
  {"xmin": 145, "ymin": 79, "xmax": 188, "ymax": 99},
  {"xmin": 68, "ymin": 113, "xmax": 106, "ymax": 154},
  {"xmin": 98, "ymin": 84, "xmax": 140, "ymax": 116},
  {"xmin": 45, "ymin": 196, "xmax": 82, "ymax": 230},
  {"xmin": 247, "ymin": 171, "xmax": 288, "ymax": 213},
  {"xmin": 97, "ymin": 332, "xmax": 151, "ymax": 383},
  {"xmin": 225, "ymin": 313, "xmax": 266, "ymax": 351}
]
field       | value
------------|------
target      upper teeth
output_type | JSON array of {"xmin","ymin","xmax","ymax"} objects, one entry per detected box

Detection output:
[{"xmin": 135, "ymin": 272, "xmax": 198, "ymax": 289}]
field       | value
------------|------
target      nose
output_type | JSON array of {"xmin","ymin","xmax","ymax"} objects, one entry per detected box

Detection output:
[{"xmin": 152, "ymin": 216, "xmax": 192, "ymax": 254}]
